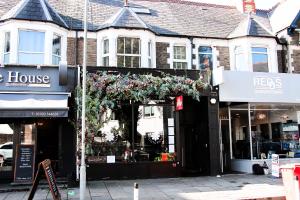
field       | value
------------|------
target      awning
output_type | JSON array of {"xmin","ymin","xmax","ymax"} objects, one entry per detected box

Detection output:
[{"xmin": 0, "ymin": 92, "xmax": 70, "ymax": 118}]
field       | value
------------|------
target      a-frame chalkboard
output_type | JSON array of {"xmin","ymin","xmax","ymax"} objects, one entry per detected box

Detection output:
[{"xmin": 28, "ymin": 159, "xmax": 61, "ymax": 200}]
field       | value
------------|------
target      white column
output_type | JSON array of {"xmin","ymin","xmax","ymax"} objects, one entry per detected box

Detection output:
[
  {"xmin": 109, "ymin": 34, "xmax": 117, "ymax": 67},
  {"xmin": 141, "ymin": 36, "xmax": 148, "ymax": 68},
  {"xmin": 10, "ymin": 28, "xmax": 18, "ymax": 64},
  {"xmin": 61, "ymin": 33, "xmax": 67, "ymax": 63},
  {"xmin": 45, "ymin": 30, "xmax": 52, "ymax": 65},
  {"xmin": 0, "ymin": 31, "xmax": 4, "ymax": 64}
]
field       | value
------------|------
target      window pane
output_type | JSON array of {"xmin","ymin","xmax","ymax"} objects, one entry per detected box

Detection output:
[
  {"xmin": 252, "ymin": 47, "xmax": 267, "ymax": 53},
  {"xmin": 199, "ymin": 46, "xmax": 212, "ymax": 54},
  {"xmin": 132, "ymin": 38, "xmax": 140, "ymax": 54},
  {"xmin": 125, "ymin": 56, "xmax": 131, "ymax": 67},
  {"xmin": 117, "ymin": 37, "xmax": 124, "ymax": 54},
  {"xmin": 0, "ymin": 124, "xmax": 14, "ymax": 171},
  {"xmin": 4, "ymin": 32, "xmax": 10, "ymax": 53},
  {"xmin": 173, "ymin": 62, "xmax": 187, "ymax": 69},
  {"xmin": 19, "ymin": 30, "xmax": 45, "ymax": 52},
  {"xmin": 4, "ymin": 53, "xmax": 10, "ymax": 64},
  {"xmin": 18, "ymin": 53, "xmax": 44, "ymax": 65},
  {"xmin": 52, "ymin": 34, "xmax": 61, "ymax": 56},
  {"xmin": 199, "ymin": 54, "xmax": 212, "ymax": 70},
  {"xmin": 252, "ymin": 53, "xmax": 268, "ymax": 72},
  {"xmin": 103, "ymin": 39, "xmax": 109, "ymax": 54},
  {"xmin": 125, "ymin": 38, "xmax": 132, "ymax": 54},
  {"xmin": 148, "ymin": 42, "xmax": 151, "ymax": 57},
  {"xmin": 103, "ymin": 56, "xmax": 109, "ymax": 66},
  {"xmin": 52, "ymin": 55, "xmax": 61, "ymax": 65},
  {"xmin": 174, "ymin": 46, "xmax": 186, "ymax": 59},
  {"xmin": 117, "ymin": 56, "xmax": 124, "ymax": 67},
  {"xmin": 132, "ymin": 56, "xmax": 140, "ymax": 68}
]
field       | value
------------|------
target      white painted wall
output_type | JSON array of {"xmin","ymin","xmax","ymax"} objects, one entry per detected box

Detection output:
[{"xmin": 0, "ymin": 20, "xmax": 68, "ymax": 65}]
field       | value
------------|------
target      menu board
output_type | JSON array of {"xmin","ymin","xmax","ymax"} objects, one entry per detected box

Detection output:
[{"xmin": 14, "ymin": 144, "xmax": 35, "ymax": 182}]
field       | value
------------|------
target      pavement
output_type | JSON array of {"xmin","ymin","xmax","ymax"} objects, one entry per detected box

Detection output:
[{"xmin": 0, "ymin": 174, "xmax": 287, "ymax": 200}]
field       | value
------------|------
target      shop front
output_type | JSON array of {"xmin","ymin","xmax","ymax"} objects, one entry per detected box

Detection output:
[
  {"xmin": 83, "ymin": 67, "xmax": 220, "ymax": 179},
  {"xmin": 218, "ymin": 71, "xmax": 300, "ymax": 173},
  {"xmin": 0, "ymin": 65, "xmax": 76, "ymax": 183}
]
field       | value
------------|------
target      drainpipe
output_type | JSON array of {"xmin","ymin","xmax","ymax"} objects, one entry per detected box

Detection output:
[
  {"xmin": 75, "ymin": 31, "xmax": 78, "ymax": 66},
  {"xmin": 276, "ymin": 36, "xmax": 290, "ymax": 73}
]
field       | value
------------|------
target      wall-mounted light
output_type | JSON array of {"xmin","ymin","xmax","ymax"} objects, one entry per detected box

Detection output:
[{"xmin": 210, "ymin": 98, "xmax": 217, "ymax": 104}]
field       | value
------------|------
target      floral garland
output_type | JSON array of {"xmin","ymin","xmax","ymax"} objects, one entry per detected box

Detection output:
[{"xmin": 76, "ymin": 71, "xmax": 209, "ymax": 153}]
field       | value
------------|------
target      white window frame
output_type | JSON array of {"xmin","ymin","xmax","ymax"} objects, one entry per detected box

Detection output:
[
  {"xmin": 251, "ymin": 46, "xmax": 269, "ymax": 72},
  {"xmin": 52, "ymin": 33, "xmax": 62, "ymax": 65},
  {"xmin": 102, "ymin": 38, "xmax": 109, "ymax": 66},
  {"xmin": 116, "ymin": 36, "xmax": 141, "ymax": 68},
  {"xmin": 173, "ymin": 45, "xmax": 187, "ymax": 69},
  {"xmin": 3, "ymin": 32, "xmax": 10, "ymax": 64},
  {"xmin": 234, "ymin": 46, "xmax": 245, "ymax": 71},
  {"xmin": 143, "ymin": 106, "xmax": 155, "ymax": 118},
  {"xmin": 17, "ymin": 29, "xmax": 45, "ymax": 65}
]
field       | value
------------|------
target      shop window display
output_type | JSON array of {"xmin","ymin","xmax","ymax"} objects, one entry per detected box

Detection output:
[{"xmin": 89, "ymin": 103, "xmax": 176, "ymax": 163}]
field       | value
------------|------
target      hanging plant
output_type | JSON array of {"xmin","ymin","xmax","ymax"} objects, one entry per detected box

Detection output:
[{"xmin": 76, "ymin": 71, "xmax": 209, "ymax": 154}]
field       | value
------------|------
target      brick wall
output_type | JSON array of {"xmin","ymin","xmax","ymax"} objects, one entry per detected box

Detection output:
[
  {"xmin": 156, "ymin": 42, "xmax": 170, "ymax": 69},
  {"xmin": 216, "ymin": 46, "xmax": 230, "ymax": 70},
  {"xmin": 292, "ymin": 49, "xmax": 300, "ymax": 73},
  {"xmin": 67, "ymin": 37, "xmax": 97, "ymax": 66},
  {"xmin": 277, "ymin": 50, "xmax": 287, "ymax": 73}
]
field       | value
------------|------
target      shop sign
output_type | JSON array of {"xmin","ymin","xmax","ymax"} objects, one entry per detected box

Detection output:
[
  {"xmin": 14, "ymin": 144, "xmax": 35, "ymax": 183},
  {"xmin": 0, "ymin": 71, "xmax": 50, "ymax": 88},
  {"xmin": 272, "ymin": 154, "xmax": 280, "ymax": 178},
  {"xmin": 253, "ymin": 76, "xmax": 282, "ymax": 94},
  {"xmin": 176, "ymin": 96, "xmax": 183, "ymax": 111}
]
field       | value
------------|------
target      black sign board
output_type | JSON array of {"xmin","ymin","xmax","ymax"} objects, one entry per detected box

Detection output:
[
  {"xmin": 14, "ymin": 144, "xmax": 35, "ymax": 183},
  {"xmin": 28, "ymin": 159, "xmax": 61, "ymax": 200}
]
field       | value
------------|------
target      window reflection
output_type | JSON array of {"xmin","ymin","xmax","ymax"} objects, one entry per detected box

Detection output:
[{"xmin": 0, "ymin": 124, "xmax": 14, "ymax": 171}]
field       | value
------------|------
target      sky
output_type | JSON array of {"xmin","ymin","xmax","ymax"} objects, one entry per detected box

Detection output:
[{"xmin": 185, "ymin": 0, "xmax": 281, "ymax": 9}]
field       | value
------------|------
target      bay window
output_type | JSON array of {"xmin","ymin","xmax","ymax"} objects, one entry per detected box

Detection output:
[
  {"xmin": 18, "ymin": 30, "xmax": 45, "ymax": 65},
  {"xmin": 252, "ymin": 47, "xmax": 269, "ymax": 72},
  {"xmin": 117, "ymin": 37, "xmax": 140, "ymax": 68},
  {"xmin": 52, "ymin": 34, "xmax": 61, "ymax": 65},
  {"xmin": 3, "ymin": 32, "xmax": 10, "ymax": 64},
  {"xmin": 234, "ymin": 46, "xmax": 246, "ymax": 71},
  {"xmin": 173, "ymin": 45, "xmax": 187, "ymax": 69},
  {"xmin": 103, "ymin": 39, "xmax": 109, "ymax": 66}
]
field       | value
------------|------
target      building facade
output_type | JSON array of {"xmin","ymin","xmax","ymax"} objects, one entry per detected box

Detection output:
[{"xmin": 0, "ymin": 0, "xmax": 299, "ymax": 181}]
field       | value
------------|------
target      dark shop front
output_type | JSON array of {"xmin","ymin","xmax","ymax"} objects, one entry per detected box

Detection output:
[
  {"xmin": 83, "ymin": 67, "xmax": 220, "ymax": 180},
  {"xmin": 0, "ymin": 65, "xmax": 76, "ymax": 183}
]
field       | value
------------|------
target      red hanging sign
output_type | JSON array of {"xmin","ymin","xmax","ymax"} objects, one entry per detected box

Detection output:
[{"xmin": 176, "ymin": 96, "xmax": 183, "ymax": 111}]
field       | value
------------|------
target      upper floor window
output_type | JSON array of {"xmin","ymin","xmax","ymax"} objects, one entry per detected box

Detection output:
[
  {"xmin": 103, "ymin": 39, "xmax": 109, "ymax": 66},
  {"xmin": 252, "ymin": 47, "xmax": 268, "ymax": 72},
  {"xmin": 52, "ymin": 34, "xmax": 61, "ymax": 65},
  {"xmin": 3, "ymin": 32, "xmax": 10, "ymax": 64},
  {"xmin": 144, "ymin": 106, "xmax": 155, "ymax": 117},
  {"xmin": 148, "ymin": 41, "xmax": 152, "ymax": 68},
  {"xmin": 173, "ymin": 45, "xmax": 187, "ymax": 69},
  {"xmin": 199, "ymin": 46, "xmax": 212, "ymax": 71},
  {"xmin": 117, "ymin": 37, "xmax": 140, "ymax": 68},
  {"xmin": 234, "ymin": 46, "xmax": 246, "ymax": 71},
  {"xmin": 18, "ymin": 30, "xmax": 45, "ymax": 65}
]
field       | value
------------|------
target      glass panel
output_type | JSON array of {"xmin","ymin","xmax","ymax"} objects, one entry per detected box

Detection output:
[
  {"xmin": 173, "ymin": 62, "xmax": 187, "ymax": 69},
  {"xmin": 148, "ymin": 42, "xmax": 151, "ymax": 57},
  {"xmin": 4, "ymin": 53, "xmax": 10, "ymax": 64},
  {"xmin": 199, "ymin": 46, "xmax": 212, "ymax": 54},
  {"xmin": 0, "ymin": 124, "xmax": 14, "ymax": 171},
  {"xmin": 174, "ymin": 46, "xmax": 186, "ymax": 59},
  {"xmin": 18, "ymin": 53, "xmax": 44, "ymax": 65},
  {"xmin": 52, "ymin": 55, "xmax": 61, "ymax": 65},
  {"xmin": 125, "ymin": 38, "xmax": 132, "ymax": 54},
  {"xmin": 252, "ymin": 47, "xmax": 267, "ymax": 53},
  {"xmin": 4, "ymin": 32, "xmax": 10, "ymax": 53},
  {"xmin": 21, "ymin": 124, "xmax": 36, "ymax": 145},
  {"xmin": 250, "ymin": 104, "xmax": 300, "ymax": 159},
  {"xmin": 19, "ymin": 30, "xmax": 45, "ymax": 52},
  {"xmin": 117, "ymin": 56, "xmax": 124, "ymax": 67},
  {"xmin": 125, "ymin": 56, "xmax": 131, "ymax": 67},
  {"xmin": 117, "ymin": 37, "xmax": 124, "ymax": 54},
  {"xmin": 103, "ymin": 39, "xmax": 109, "ymax": 54},
  {"xmin": 231, "ymin": 106, "xmax": 251, "ymax": 159},
  {"xmin": 103, "ymin": 56, "xmax": 109, "ymax": 66},
  {"xmin": 52, "ymin": 34, "xmax": 61, "ymax": 56},
  {"xmin": 132, "ymin": 38, "xmax": 140, "ymax": 54},
  {"xmin": 252, "ymin": 53, "xmax": 268, "ymax": 72},
  {"xmin": 132, "ymin": 56, "xmax": 140, "ymax": 68},
  {"xmin": 136, "ymin": 105, "xmax": 176, "ymax": 162}
]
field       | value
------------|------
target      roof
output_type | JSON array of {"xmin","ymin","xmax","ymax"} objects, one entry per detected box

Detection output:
[
  {"xmin": 0, "ymin": 0, "xmax": 68, "ymax": 28},
  {"xmin": 288, "ymin": 10, "xmax": 300, "ymax": 35},
  {"xmin": 0, "ymin": 0, "xmax": 274, "ymax": 39}
]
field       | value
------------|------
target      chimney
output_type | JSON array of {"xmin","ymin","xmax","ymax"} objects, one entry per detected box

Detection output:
[
  {"xmin": 235, "ymin": 0, "xmax": 256, "ymax": 14},
  {"xmin": 124, "ymin": 0, "xmax": 128, "ymax": 7}
]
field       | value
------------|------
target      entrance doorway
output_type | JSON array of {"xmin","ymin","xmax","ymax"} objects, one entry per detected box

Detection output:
[
  {"xmin": 36, "ymin": 121, "xmax": 59, "ymax": 174},
  {"xmin": 180, "ymin": 97, "xmax": 210, "ymax": 176},
  {"xmin": 220, "ymin": 119, "xmax": 231, "ymax": 173}
]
